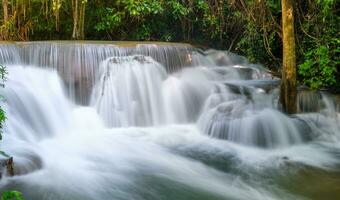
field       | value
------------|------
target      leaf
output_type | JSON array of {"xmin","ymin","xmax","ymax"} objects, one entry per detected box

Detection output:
[{"xmin": 1, "ymin": 191, "xmax": 23, "ymax": 200}]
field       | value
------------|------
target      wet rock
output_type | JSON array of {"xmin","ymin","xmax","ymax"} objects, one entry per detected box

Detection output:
[
  {"xmin": 291, "ymin": 116, "xmax": 314, "ymax": 141},
  {"xmin": 223, "ymin": 79, "xmax": 281, "ymax": 94},
  {"xmin": 0, "ymin": 156, "xmax": 14, "ymax": 178},
  {"xmin": 133, "ymin": 55, "xmax": 148, "ymax": 63},
  {"xmin": 13, "ymin": 152, "xmax": 43, "ymax": 176},
  {"xmin": 204, "ymin": 50, "xmax": 248, "ymax": 66}
]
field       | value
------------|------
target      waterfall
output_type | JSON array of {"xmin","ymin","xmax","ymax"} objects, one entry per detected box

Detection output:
[
  {"xmin": 0, "ymin": 42, "xmax": 339, "ymax": 200},
  {"xmin": 91, "ymin": 56, "xmax": 167, "ymax": 127},
  {"xmin": 0, "ymin": 44, "xmax": 21, "ymax": 64},
  {"xmin": 0, "ymin": 41, "xmax": 197, "ymax": 104},
  {"xmin": 0, "ymin": 65, "xmax": 71, "ymax": 139}
]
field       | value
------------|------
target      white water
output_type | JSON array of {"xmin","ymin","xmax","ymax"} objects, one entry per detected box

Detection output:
[{"xmin": 0, "ymin": 43, "xmax": 340, "ymax": 200}]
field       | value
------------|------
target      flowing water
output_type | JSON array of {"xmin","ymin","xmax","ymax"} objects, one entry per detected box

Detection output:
[{"xmin": 0, "ymin": 41, "xmax": 339, "ymax": 200}]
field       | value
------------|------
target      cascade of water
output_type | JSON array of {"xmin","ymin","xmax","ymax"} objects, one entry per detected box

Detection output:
[
  {"xmin": 91, "ymin": 56, "xmax": 167, "ymax": 127},
  {"xmin": 295, "ymin": 91, "xmax": 340, "ymax": 142},
  {"xmin": 197, "ymin": 81, "xmax": 306, "ymax": 148},
  {"xmin": 1, "ymin": 42, "xmax": 197, "ymax": 104},
  {"xmin": 0, "ymin": 44, "xmax": 21, "ymax": 65},
  {"xmin": 297, "ymin": 90, "xmax": 323, "ymax": 113},
  {"xmin": 91, "ymin": 56, "xmax": 228, "ymax": 127},
  {"xmin": 162, "ymin": 67, "xmax": 228, "ymax": 124},
  {"xmin": 17, "ymin": 42, "xmax": 198, "ymax": 73},
  {"xmin": 0, "ymin": 42, "xmax": 339, "ymax": 200},
  {"xmin": 0, "ymin": 66, "xmax": 71, "ymax": 142},
  {"xmin": 0, "ymin": 41, "xmax": 337, "ymax": 146}
]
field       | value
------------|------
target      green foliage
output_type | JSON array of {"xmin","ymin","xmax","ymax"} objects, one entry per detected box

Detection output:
[
  {"xmin": 235, "ymin": 0, "xmax": 339, "ymax": 90},
  {"xmin": 0, "ymin": 65, "xmax": 7, "ymax": 140},
  {"xmin": 296, "ymin": 0, "xmax": 339, "ymax": 89},
  {"xmin": 121, "ymin": 0, "xmax": 163, "ymax": 16},
  {"xmin": 1, "ymin": 191, "xmax": 23, "ymax": 200},
  {"xmin": 0, "ymin": 64, "xmax": 7, "ymax": 78},
  {"xmin": 0, "ymin": 106, "xmax": 5, "ymax": 140},
  {"xmin": 94, "ymin": 8, "xmax": 123, "ymax": 31},
  {"xmin": 235, "ymin": 17, "xmax": 281, "ymax": 68},
  {"xmin": 299, "ymin": 45, "xmax": 338, "ymax": 89},
  {"xmin": 316, "ymin": 0, "xmax": 336, "ymax": 19},
  {"xmin": 93, "ymin": 0, "xmax": 165, "ymax": 40},
  {"xmin": 90, "ymin": 0, "xmax": 242, "ymax": 45},
  {"xmin": 167, "ymin": 1, "xmax": 189, "ymax": 19}
]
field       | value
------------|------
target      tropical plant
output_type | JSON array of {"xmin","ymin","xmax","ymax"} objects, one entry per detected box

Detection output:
[{"xmin": 1, "ymin": 191, "xmax": 23, "ymax": 200}]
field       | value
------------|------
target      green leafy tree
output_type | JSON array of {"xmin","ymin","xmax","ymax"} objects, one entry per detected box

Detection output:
[{"xmin": 296, "ymin": 0, "xmax": 339, "ymax": 90}]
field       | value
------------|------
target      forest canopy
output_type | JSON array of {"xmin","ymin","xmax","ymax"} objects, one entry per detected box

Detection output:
[{"xmin": 0, "ymin": 0, "xmax": 339, "ymax": 90}]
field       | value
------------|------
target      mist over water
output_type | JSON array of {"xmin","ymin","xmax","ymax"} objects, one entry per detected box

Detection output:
[{"xmin": 0, "ymin": 42, "xmax": 339, "ymax": 200}]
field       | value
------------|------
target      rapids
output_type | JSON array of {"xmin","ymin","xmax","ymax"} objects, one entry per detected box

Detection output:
[{"xmin": 0, "ymin": 42, "xmax": 339, "ymax": 200}]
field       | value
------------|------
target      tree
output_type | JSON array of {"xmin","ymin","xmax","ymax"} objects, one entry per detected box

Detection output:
[
  {"xmin": 71, "ymin": 0, "xmax": 87, "ymax": 39},
  {"xmin": 1, "ymin": 0, "xmax": 9, "ymax": 39},
  {"xmin": 2, "ymin": 0, "xmax": 8, "ymax": 22},
  {"xmin": 280, "ymin": 0, "xmax": 296, "ymax": 114}
]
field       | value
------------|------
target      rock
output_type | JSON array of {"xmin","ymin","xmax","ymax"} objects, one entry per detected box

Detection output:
[
  {"xmin": 6, "ymin": 157, "xmax": 14, "ymax": 176},
  {"xmin": 0, "ymin": 155, "xmax": 14, "ymax": 178}
]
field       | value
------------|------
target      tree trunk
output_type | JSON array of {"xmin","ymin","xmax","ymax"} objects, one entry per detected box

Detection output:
[
  {"xmin": 280, "ymin": 0, "xmax": 296, "ymax": 114},
  {"xmin": 53, "ymin": 0, "xmax": 61, "ymax": 32},
  {"xmin": 79, "ymin": 0, "xmax": 86, "ymax": 39},
  {"xmin": 71, "ymin": 0, "xmax": 79, "ymax": 39},
  {"xmin": 71, "ymin": 0, "xmax": 86, "ymax": 40},
  {"xmin": 1, "ymin": 0, "xmax": 9, "ymax": 40},
  {"xmin": 6, "ymin": 157, "xmax": 14, "ymax": 176},
  {"xmin": 2, "ymin": 0, "xmax": 8, "ymax": 22}
]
